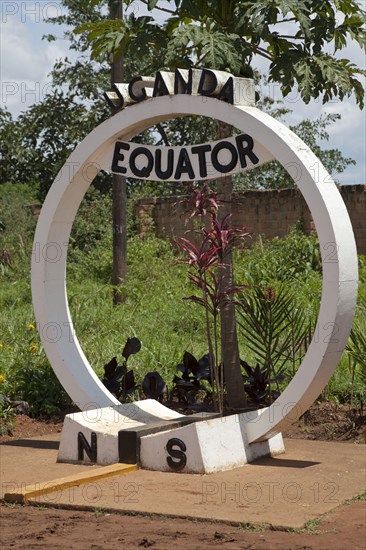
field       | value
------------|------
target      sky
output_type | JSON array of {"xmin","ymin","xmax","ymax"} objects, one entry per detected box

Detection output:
[{"xmin": 1, "ymin": 0, "xmax": 365, "ymax": 185}]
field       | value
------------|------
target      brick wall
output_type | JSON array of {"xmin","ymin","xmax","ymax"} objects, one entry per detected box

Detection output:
[
  {"xmin": 135, "ymin": 185, "xmax": 366, "ymax": 255},
  {"xmin": 339, "ymin": 185, "xmax": 366, "ymax": 257}
]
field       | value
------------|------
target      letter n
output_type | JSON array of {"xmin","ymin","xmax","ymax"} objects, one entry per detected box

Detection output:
[{"xmin": 78, "ymin": 431, "xmax": 97, "ymax": 462}]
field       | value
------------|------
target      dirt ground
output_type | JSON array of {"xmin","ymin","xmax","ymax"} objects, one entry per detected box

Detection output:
[
  {"xmin": 1, "ymin": 402, "xmax": 365, "ymax": 549},
  {"xmin": 0, "ymin": 498, "xmax": 365, "ymax": 550},
  {"xmin": 0, "ymin": 413, "xmax": 63, "ymax": 441}
]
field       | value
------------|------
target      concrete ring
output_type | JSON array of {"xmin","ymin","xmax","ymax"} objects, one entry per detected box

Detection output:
[{"xmin": 31, "ymin": 95, "xmax": 358, "ymax": 443}]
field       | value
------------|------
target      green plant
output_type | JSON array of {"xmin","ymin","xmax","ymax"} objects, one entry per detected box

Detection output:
[
  {"xmin": 347, "ymin": 324, "xmax": 366, "ymax": 377},
  {"xmin": 142, "ymin": 371, "xmax": 166, "ymax": 401},
  {"xmin": 0, "ymin": 393, "xmax": 16, "ymax": 435},
  {"xmin": 93, "ymin": 507, "xmax": 107, "ymax": 518},
  {"xmin": 237, "ymin": 285, "xmax": 310, "ymax": 400},
  {"xmin": 0, "ymin": 183, "xmax": 38, "ymax": 280},
  {"xmin": 344, "ymin": 489, "xmax": 366, "ymax": 504},
  {"xmin": 346, "ymin": 299, "xmax": 366, "ymax": 376},
  {"xmin": 11, "ymin": 364, "xmax": 71, "ymax": 417},
  {"xmin": 236, "ymin": 228, "xmax": 322, "ymax": 286},
  {"xmin": 1, "ymin": 184, "xmax": 365, "ymax": 416},
  {"xmin": 346, "ymin": 299, "xmax": 366, "ymax": 405},
  {"xmin": 325, "ymin": 352, "xmax": 366, "ymax": 409},
  {"xmin": 81, "ymin": 1, "xmax": 366, "ymax": 108},
  {"xmin": 68, "ymin": 188, "xmax": 113, "ymax": 260},
  {"xmin": 238, "ymin": 521, "xmax": 266, "ymax": 532},
  {"xmin": 288, "ymin": 517, "xmax": 323, "ymax": 535}
]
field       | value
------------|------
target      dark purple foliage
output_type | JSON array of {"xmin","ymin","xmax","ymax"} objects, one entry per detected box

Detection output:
[
  {"xmin": 102, "ymin": 338, "xmax": 141, "ymax": 400},
  {"xmin": 142, "ymin": 371, "xmax": 166, "ymax": 401}
]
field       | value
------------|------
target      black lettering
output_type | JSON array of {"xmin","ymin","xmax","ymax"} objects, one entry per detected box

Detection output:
[
  {"xmin": 191, "ymin": 144, "xmax": 211, "ymax": 178},
  {"xmin": 130, "ymin": 147, "xmax": 154, "ymax": 178},
  {"xmin": 128, "ymin": 76, "xmax": 147, "ymax": 102},
  {"xmin": 235, "ymin": 134, "xmax": 259, "ymax": 168},
  {"xmin": 197, "ymin": 69, "xmax": 218, "ymax": 96},
  {"xmin": 104, "ymin": 83, "xmax": 125, "ymax": 111},
  {"xmin": 78, "ymin": 431, "xmax": 97, "ymax": 463},
  {"xmin": 166, "ymin": 438, "xmax": 187, "ymax": 471},
  {"xmin": 155, "ymin": 148, "xmax": 174, "ymax": 180},
  {"xmin": 103, "ymin": 92, "xmax": 117, "ymax": 111},
  {"xmin": 174, "ymin": 148, "xmax": 195, "ymax": 180},
  {"xmin": 217, "ymin": 76, "xmax": 234, "ymax": 104},
  {"xmin": 211, "ymin": 141, "xmax": 238, "ymax": 173},
  {"xmin": 153, "ymin": 71, "xmax": 170, "ymax": 97},
  {"xmin": 174, "ymin": 68, "xmax": 193, "ymax": 95},
  {"xmin": 112, "ymin": 141, "xmax": 130, "ymax": 174},
  {"xmin": 118, "ymin": 430, "xmax": 139, "ymax": 464}
]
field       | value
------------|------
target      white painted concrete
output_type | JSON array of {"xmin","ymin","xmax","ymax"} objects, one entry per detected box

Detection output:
[
  {"xmin": 58, "ymin": 399, "xmax": 183, "ymax": 465},
  {"xmin": 140, "ymin": 411, "xmax": 285, "ymax": 474},
  {"xmin": 58, "ymin": 398, "xmax": 284, "ymax": 472}
]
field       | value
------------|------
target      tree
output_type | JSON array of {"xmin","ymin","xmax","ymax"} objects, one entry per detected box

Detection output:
[
  {"xmin": 45, "ymin": 0, "xmax": 129, "ymax": 304},
  {"xmin": 233, "ymin": 83, "xmax": 356, "ymax": 189},
  {"xmin": 110, "ymin": 0, "xmax": 127, "ymax": 305},
  {"xmin": 82, "ymin": 0, "xmax": 365, "ymax": 104},
  {"xmin": 44, "ymin": 0, "xmax": 175, "ymax": 304},
  {"xmin": 0, "ymin": 0, "xmax": 114, "ymax": 199},
  {"xmin": 76, "ymin": 0, "xmax": 365, "ymax": 409},
  {"xmin": 0, "ymin": 94, "xmax": 107, "ymax": 199}
]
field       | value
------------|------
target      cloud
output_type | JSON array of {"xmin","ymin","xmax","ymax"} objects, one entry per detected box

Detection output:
[
  {"xmin": 0, "ymin": 11, "xmax": 71, "ymax": 116},
  {"xmin": 1, "ymin": 18, "xmax": 44, "ymax": 81}
]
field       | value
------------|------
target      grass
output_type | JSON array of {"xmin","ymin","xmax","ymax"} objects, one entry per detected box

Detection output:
[
  {"xmin": 93, "ymin": 507, "xmax": 108, "ymax": 518},
  {"xmin": 287, "ymin": 517, "xmax": 323, "ymax": 535},
  {"xmin": 287, "ymin": 489, "xmax": 366, "ymax": 535},
  {"xmin": 66, "ymin": 235, "xmax": 209, "ymax": 381},
  {"xmin": 238, "ymin": 521, "xmax": 266, "ymax": 532},
  {"xmin": 344, "ymin": 489, "xmax": 366, "ymax": 505},
  {"xmin": 1, "ymin": 183, "xmax": 366, "ymax": 416}
]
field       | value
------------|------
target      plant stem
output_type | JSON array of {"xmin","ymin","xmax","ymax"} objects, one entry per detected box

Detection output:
[
  {"xmin": 213, "ymin": 312, "xmax": 222, "ymax": 415},
  {"xmin": 203, "ymin": 275, "xmax": 218, "ymax": 412}
]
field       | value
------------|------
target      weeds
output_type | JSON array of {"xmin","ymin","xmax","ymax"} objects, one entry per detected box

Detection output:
[
  {"xmin": 93, "ymin": 507, "xmax": 107, "ymax": 518},
  {"xmin": 238, "ymin": 521, "xmax": 266, "ymax": 532},
  {"xmin": 287, "ymin": 517, "xmax": 323, "ymax": 534},
  {"xmin": 344, "ymin": 489, "xmax": 366, "ymax": 504}
]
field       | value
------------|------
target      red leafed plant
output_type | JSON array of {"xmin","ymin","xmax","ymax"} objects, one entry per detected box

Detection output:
[
  {"xmin": 175, "ymin": 183, "xmax": 250, "ymax": 413},
  {"xmin": 178, "ymin": 181, "xmax": 221, "ymax": 219}
]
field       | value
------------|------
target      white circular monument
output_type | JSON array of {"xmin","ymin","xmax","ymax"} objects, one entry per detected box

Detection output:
[{"xmin": 31, "ymin": 70, "xmax": 358, "ymax": 471}]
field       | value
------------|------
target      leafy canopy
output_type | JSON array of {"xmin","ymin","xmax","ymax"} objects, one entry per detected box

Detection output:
[
  {"xmin": 0, "ymin": 1, "xmax": 360, "ymax": 198},
  {"xmin": 79, "ymin": 0, "xmax": 366, "ymax": 107}
]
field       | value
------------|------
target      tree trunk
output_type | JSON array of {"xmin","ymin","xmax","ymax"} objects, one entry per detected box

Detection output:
[
  {"xmin": 110, "ymin": 0, "xmax": 127, "ymax": 305},
  {"xmin": 217, "ymin": 121, "xmax": 247, "ymax": 410}
]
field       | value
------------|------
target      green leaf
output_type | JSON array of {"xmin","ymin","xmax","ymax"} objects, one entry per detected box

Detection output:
[{"xmin": 148, "ymin": 0, "xmax": 159, "ymax": 9}]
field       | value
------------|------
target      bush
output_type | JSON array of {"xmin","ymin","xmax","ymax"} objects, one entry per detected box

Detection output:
[
  {"xmin": 0, "ymin": 322, "xmax": 71, "ymax": 417},
  {"xmin": 68, "ymin": 188, "xmax": 113, "ymax": 258},
  {"xmin": 235, "ymin": 228, "xmax": 321, "ymax": 286},
  {"xmin": 0, "ymin": 392, "xmax": 16, "ymax": 435},
  {"xmin": 0, "ymin": 183, "xmax": 38, "ymax": 278}
]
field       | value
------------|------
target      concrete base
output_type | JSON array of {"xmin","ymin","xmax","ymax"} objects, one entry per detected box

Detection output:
[
  {"xmin": 141, "ymin": 412, "xmax": 284, "ymax": 473},
  {"xmin": 58, "ymin": 399, "xmax": 183, "ymax": 465},
  {"xmin": 57, "ymin": 400, "xmax": 284, "ymax": 473}
]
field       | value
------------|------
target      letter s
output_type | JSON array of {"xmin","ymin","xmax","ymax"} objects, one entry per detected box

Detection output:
[{"xmin": 166, "ymin": 438, "xmax": 187, "ymax": 471}]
